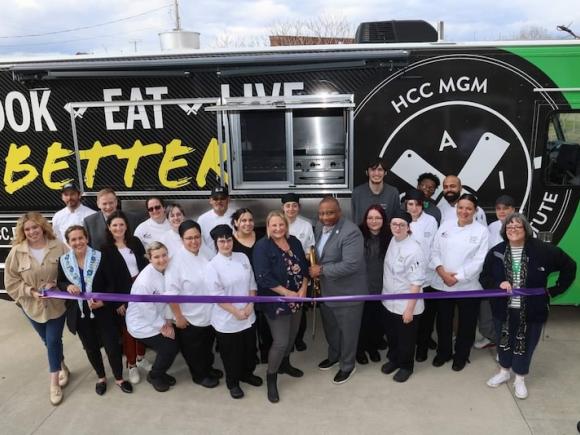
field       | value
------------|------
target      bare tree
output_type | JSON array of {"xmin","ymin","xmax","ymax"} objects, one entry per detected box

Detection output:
[
  {"xmin": 269, "ymin": 15, "xmax": 355, "ymax": 45},
  {"xmin": 512, "ymin": 25, "xmax": 557, "ymax": 40},
  {"xmin": 210, "ymin": 33, "xmax": 268, "ymax": 49}
]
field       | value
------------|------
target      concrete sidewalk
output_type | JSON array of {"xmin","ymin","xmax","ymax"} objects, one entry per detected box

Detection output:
[{"xmin": 1, "ymin": 302, "xmax": 579, "ymax": 435}]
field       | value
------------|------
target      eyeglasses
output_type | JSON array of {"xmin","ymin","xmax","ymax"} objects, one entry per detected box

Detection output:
[
  {"xmin": 506, "ymin": 225, "xmax": 524, "ymax": 231},
  {"xmin": 390, "ymin": 222, "xmax": 408, "ymax": 228},
  {"xmin": 147, "ymin": 205, "xmax": 162, "ymax": 212}
]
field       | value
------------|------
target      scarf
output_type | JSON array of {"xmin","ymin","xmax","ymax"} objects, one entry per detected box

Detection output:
[
  {"xmin": 500, "ymin": 244, "xmax": 528, "ymax": 355},
  {"xmin": 60, "ymin": 247, "xmax": 101, "ymax": 319}
]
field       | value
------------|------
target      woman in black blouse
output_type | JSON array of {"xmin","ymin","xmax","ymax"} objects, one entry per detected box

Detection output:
[{"xmin": 101, "ymin": 210, "xmax": 149, "ymax": 384}]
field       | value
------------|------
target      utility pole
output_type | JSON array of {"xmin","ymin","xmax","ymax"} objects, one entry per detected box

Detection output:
[
  {"xmin": 173, "ymin": 0, "xmax": 181, "ymax": 31},
  {"xmin": 129, "ymin": 39, "xmax": 142, "ymax": 52}
]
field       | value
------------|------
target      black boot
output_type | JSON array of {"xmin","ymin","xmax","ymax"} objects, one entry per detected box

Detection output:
[
  {"xmin": 267, "ymin": 373, "xmax": 279, "ymax": 403},
  {"xmin": 278, "ymin": 356, "xmax": 304, "ymax": 378}
]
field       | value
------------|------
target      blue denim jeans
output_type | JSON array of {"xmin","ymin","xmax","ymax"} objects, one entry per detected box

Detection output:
[
  {"xmin": 25, "ymin": 311, "xmax": 66, "ymax": 373},
  {"xmin": 494, "ymin": 313, "xmax": 543, "ymax": 376}
]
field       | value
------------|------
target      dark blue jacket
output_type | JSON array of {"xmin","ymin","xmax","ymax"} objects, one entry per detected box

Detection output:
[
  {"xmin": 253, "ymin": 235, "xmax": 309, "ymax": 297},
  {"xmin": 479, "ymin": 238, "xmax": 576, "ymax": 323}
]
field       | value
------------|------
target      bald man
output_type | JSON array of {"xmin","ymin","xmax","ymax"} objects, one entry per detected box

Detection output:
[
  {"xmin": 310, "ymin": 197, "xmax": 367, "ymax": 385},
  {"xmin": 438, "ymin": 175, "xmax": 487, "ymax": 225}
]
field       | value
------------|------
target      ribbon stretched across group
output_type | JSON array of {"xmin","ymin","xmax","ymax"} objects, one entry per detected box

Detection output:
[{"xmin": 41, "ymin": 288, "xmax": 546, "ymax": 304}]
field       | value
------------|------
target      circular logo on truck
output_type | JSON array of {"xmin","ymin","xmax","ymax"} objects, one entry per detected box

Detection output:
[{"xmin": 354, "ymin": 52, "xmax": 576, "ymax": 243}]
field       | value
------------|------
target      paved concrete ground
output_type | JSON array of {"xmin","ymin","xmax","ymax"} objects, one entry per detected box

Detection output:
[{"xmin": 1, "ymin": 302, "xmax": 579, "ymax": 435}]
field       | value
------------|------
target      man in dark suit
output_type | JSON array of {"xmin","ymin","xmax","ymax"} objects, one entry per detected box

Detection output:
[
  {"xmin": 309, "ymin": 196, "xmax": 367, "ymax": 385},
  {"xmin": 84, "ymin": 188, "xmax": 143, "ymax": 250}
]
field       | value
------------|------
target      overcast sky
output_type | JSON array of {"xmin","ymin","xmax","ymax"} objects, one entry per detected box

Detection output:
[{"xmin": 0, "ymin": 0, "xmax": 577, "ymax": 58}]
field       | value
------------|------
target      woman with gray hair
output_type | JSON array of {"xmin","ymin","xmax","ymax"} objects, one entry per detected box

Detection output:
[{"xmin": 480, "ymin": 213, "xmax": 576, "ymax": 399}]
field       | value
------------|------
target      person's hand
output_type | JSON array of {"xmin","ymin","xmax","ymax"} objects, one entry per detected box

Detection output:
[
  {"xmin": 43, "ymin": 281, "xmax": 56, "ymax": 290},
  {"xmin": 309, "ymin": 265, "xmax": 322, "ymax": 279},
  {"xmin": 402, "ymin": 309, "xmax": 414, "ymax": 324},
  {"xmin": 499, "ymin": 281, "xmax": 513, "ymax": 293},
  {"xmin": 437, "ymin": 267, "xmax": 458, "ymax": 287},
  {"xmin": 88, "ymin": 299, "xmax": 104, "ymax": 310},
  {"xmin": 297, "ymin": 287, "xmax": 307, "ymax": 299},
  {"xmin": 31, "ymin": 289, "xmax": 42, "ymax": 300},
  {"xmin": 116, "ymin": 305, "xmax": 126, "ymax": 316},
  {"xmin": 66, "ymin": 284, "xmax": 81, "ymax": 295},
  {"xmin": 175, "ymin": 315, "xmax": 189, "ymax": 329},
  {"xmin": 233, "ymin": 308, "xmax": 248, "ymax": 321},
  {"xmin": 242, "ymin": 303, "xmax": 254, "ymax": 318},
  {"xmin": 160, "ymin": 323, "xmax": 175, "ymax": 339}
]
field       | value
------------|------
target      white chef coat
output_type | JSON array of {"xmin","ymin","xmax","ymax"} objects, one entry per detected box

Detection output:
[
  {"xmin": 197, "ymin": 207, "xmax": 236, "ymax": 256},
  {"xmin": 488, "ymin": 219, "xmax": 503, "ymax": 249},
  {"xmin": 430, "ymin": 220, "xmax": 489, "ymax": 292},
  {"xmin": 410, "ymin": 212, "xmax": 438, "ymax": 287},
  {"xmin": 164, "ymin": 245, "xmax": 212, "ymax": 327},
  {"xmin": 134, "ymin": 218, "xmax": 171, "ymax": 249},
  {"xmin": 126, "ymin": 264, "xmax": 168, "ymax": 339},
  {"xmin": 289, "ymin": 215, "xmax": 315, "ymax": 254},
  {"xmin": 438, "ymin": 200, "xmax": 487, "ymax": 226},
  {"xmin": 205, "ymin": 252, "xmax": 256, "ymax": 333},
  {"xmin": 382, "ymin": 236, "xmax": 425, "ymax": 315},
  {"xmin": 52, "ymin": 204, "xmax": 96, "ymax": 243}
]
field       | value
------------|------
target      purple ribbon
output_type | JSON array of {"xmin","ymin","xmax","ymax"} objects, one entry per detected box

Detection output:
[{"xmin": 42, "ymin": 288, "xmax": 545, "ymax": 304}]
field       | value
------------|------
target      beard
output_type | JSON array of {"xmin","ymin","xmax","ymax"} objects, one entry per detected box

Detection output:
[{"xmin": 444, "ymin": 191, "xmax": 460, "ymax": 204}]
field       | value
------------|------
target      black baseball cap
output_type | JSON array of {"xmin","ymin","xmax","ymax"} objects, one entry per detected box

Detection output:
[
  {"xmin": 61, "ymin": 182, "xmax": 80, "ymax": 193},
  {"xmin": 210, "ymin": 186, "xmax": 229, "ymax": 199}
]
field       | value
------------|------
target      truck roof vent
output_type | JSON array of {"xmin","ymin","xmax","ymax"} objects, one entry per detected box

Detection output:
[{"xmin": 355, "ymin": 20, "xmax": 438, "ymax": 43}]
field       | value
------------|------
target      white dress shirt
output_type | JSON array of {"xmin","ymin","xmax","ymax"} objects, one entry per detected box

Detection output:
[{"xmin": 52, "ymin": 204, "xmax": 96, "ymax": 243}]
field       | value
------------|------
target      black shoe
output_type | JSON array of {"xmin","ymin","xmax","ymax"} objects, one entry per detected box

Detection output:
[
  {"xmin": 332, "ymin": 367, "xmax": 356, "ymax": 385},
  {"xmin": 294, "ymin": 340, "xmax": 307, "ymax": 352},
  {"xmin": 432, "ymin": 355, "xmax": 451, "ymax": 367},
  {"xmin": 356, "ymin": 352, "xmax": 369, "ymax": 365},
  {"xmin": 415, "ymin": 348, "xmax": 428, "ymax": 363},
  {"xmin": 377, "ymin": 338, "xmax": 388, "ymax": 350},
  {"xmin": 267, "ymin": 373, "xmax": 279, "ymax": 403},
  {"xmin": 452, "ymin": 359, "xmax": 468, "ymax": 372},
  {"xmin": 194, "ymin": 376, "xmax": 219, "ymax": 388},
  {"xmin": 318, "ymin": 359, "xmax": 339, "ymax": 371},
  {"xmin": 146, "ymin": 373, "xmax": 170, "ymax": 392},
  {"xmin": 393, "ymin": 369, "xmax": 413, "ymax": 383},
  {"xmin": 428, "ymin": 337, "xmax": 437, "ymax": 350},
  {"xmin": 209, "ymin": 367, "xmax": 223, "ymax": 379},
  {"xmin": 368, "ymin": 350, "xmax": 381, "ymax": 362},
  {"xmin": 95, "ymin": 381, "xmax": 107, "ymax": 396},
  {"xmin": 278, "ymin": 357, "xmax": 303, "ymax": 378},
  {"xmin": 117, "ymin": 380, "xmax": 133, "ymax": 393},
  {"xmin": 162, "ymin": 373, "xmax": 176, "ymax": 386},
  {"xmin": 381, "ymin": 361, "xmax": 398, "ymax": 375},
  {"xmin": 229, "ymin": 385, "xmax": 244, "ymax": 399},
  {"xmin": 241, "ymin": 374, "xmax": 263, "ymax": 387}
]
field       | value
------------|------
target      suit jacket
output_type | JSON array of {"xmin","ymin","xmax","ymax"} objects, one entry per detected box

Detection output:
[
  {"xmin": 85, "ymin": 211, "xmax": 144, "ymax": 250},
  {"xmin": 314, "ymin": 217, "xmax": 367, "ymax": 307}
]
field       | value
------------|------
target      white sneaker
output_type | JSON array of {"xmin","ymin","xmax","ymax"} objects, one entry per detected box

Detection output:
[
  {"xmin": 136, "ymin": 358, "xmax": 152, "ymax": 371},
  {"xmin": 513, "ymin": 379, "xmax": 528, "ymax": 399},
  {"xmin": 486, "ymin": 370, "xmax": 511, "ymax": 387},
  {"xmin": 128, "ymin": 366, "xmax": 141, "ymax": 384},
  {"xmin": 474, "ymin": 337, "xmax": 494, "ymax": 349}
]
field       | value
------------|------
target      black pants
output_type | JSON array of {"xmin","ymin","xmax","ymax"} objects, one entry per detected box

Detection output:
[
  {"xmin": 435, "ymin": 294, "xmax": 480, "ymax": 362},
  {"xmin": 216, "ymin": 325, "xmax": 257, "ymax": 389},
  {"xmin": 416, "ymin": 286, "xmax": 437, "ymax": 352},
  {"xmin": 176, "ymin": 324, "xmax": 214, "ymax": 382},
  {"xmin": 382, "ymin": 306, "xmax": 420, "ymax": 371},
  {"xmin": 76, "ymin": 307, "xmax": 123, "ymax": 380},
  {"xmin": 255, "ymin": 311, "xmax": 272, "ymax": 359},
  {"xmin": 139, "ymin": 334, "xmax": 179, "ymax": 379},
  {"xmin": 358, "ymin": 301, "xmax": 384, "ymax": 354},
  {"xmin": 294, "ymin": 306, "xmax": 308, "ymax": 345}
]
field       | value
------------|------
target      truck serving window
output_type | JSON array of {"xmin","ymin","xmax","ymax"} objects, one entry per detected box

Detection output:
[{"xmin": 545, "ymin": 112, "xmax": 580, "ymax": 186}]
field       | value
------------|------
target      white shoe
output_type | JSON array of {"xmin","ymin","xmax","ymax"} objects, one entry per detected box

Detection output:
[
  {"xmin": 58, "ymin": 362, "xmax": 70, "ymax": 387},
  {"xmin": 474, "ymin": 337, "xmax": 494, "ymax": 349},
  {"xmin": 128, "ymin": 366, "xmax": 141, "ymax": 384},
  {"xmin": 513, "ymin": 379, "xmax": 528, "ymax": 399},
  {"xmin": 486, "ymin": 370, "xmax": 511, "ymax": 387},
  {"xmin": 136, "ymin": 358, "xmax": 152, "ymax": 371}
]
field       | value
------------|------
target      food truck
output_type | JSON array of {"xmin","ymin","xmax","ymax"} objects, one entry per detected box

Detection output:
[{"xmin": 1, "ymin": 21, "xmax": 579, "ymax": 302}]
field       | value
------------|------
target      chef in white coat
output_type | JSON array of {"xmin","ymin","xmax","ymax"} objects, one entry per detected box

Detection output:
[
  {"xmin": 204, "ymin": 224, "xmax": 262, "ymax": 399},
  {"xmin": 430, "ymin": 193, "xmax": 489, "ymax": 372},
  {"xmin": 134, "ymin": 197, "xmax": 171, "ymax": 249},
  {"xmin": 380, "ymin": 210, "xmax": 426, "ymax": 383},
  {"xmin": 126, "ymin": 241, "xmax": 178, "ymax": 392}
]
